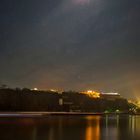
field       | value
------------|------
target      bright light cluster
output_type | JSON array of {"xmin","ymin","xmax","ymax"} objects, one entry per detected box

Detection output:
[
  {"xmin": 82, "ymin": 90, "xmax": 100, "ymax": 98},
  {"xmin": 33, "ymin": 88, "xmax": 38, "ymax": 91},
  {"xmin": 102, "ymin": 93, "xmax": 119, "ymax": 95}
]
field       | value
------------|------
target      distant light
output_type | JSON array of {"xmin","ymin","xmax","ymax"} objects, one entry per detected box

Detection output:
[
  {"xmin": 87, "ymin": 90, "xmax": 92, "ymax": 93},
  {"xmin": 116, "ymin": 109, "xmax": 120, "ymax": 112},
  {"xmin": 50, "ymin": 89, "xmax": 57, "ymax": 92},
  {"xmin": 102, "ymin": 93, "xmax": 119, "ymax": 95},
  {"xmin": 137, "ymin": 101, "xmax": 140, "ymax": 104},
  {"xmin": 82, "ymin": 90, "xmax": 100, "ymax": 98},
  {"xmin": 33, "ymin": 88, "xmax": 38, "ymax": 91},
  {"xmin": 128, "ymin": 100, "xmax": 132, "ymax": 103},
  {"xmin": 59, "ymin": 98, "xmax": 63, "ymax": 106}
]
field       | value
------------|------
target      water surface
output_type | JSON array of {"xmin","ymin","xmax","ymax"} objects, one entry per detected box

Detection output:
[{"xmin": 0, "ymin": 115, "xmax": 140, "ymax": 140}]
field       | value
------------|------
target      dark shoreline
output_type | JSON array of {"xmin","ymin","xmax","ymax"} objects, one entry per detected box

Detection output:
[{"xmin": 0, "ymin": 111, "xmax": 138, "ymax": 117}]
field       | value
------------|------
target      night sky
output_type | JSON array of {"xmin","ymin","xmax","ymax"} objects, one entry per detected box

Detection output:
[{"xmin": 1, "ymin": 0, "xmax": 140, "ymax": 100}]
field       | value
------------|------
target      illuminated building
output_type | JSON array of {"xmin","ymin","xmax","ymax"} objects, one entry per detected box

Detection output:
[
  {"xmin": 81, "ymin": 90, "xmax": 100, "ymax": 98},
  {"xmin": 100, "ymin": 93, "xmax": 121, "ymax": 100}
]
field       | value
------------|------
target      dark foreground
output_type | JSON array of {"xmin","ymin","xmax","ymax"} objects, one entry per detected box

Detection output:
[{"xmin": 0, "ymin": 114, "xmax": 140, "ymax": 140}]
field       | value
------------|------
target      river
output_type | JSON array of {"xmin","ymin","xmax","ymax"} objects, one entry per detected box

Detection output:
[{"xmin": 0, "ymin": 115, "xmax": 140, "ymax": 140}]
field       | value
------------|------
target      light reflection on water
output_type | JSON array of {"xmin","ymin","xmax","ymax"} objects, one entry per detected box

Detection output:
[
  {"xmin": 0, "ymin": 115, "xmax": 140, "ymax": 140},
  {"xmin": 85, "ymin": 116, "xmax": 100, "ymax": 140}
]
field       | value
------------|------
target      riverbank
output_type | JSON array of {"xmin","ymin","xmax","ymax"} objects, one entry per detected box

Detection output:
[{"xmin": 0, "ymin": 111, "xmax": 137, "ymax": 117}]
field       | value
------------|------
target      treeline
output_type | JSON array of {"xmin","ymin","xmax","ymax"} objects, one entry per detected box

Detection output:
[
  {"xmin": 0, "ymin": 88, "xmax": 60, "ymax": 111},
  {"xmin": 0, "ymin": 88, "xmax": 129, "ymax": 112}
]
